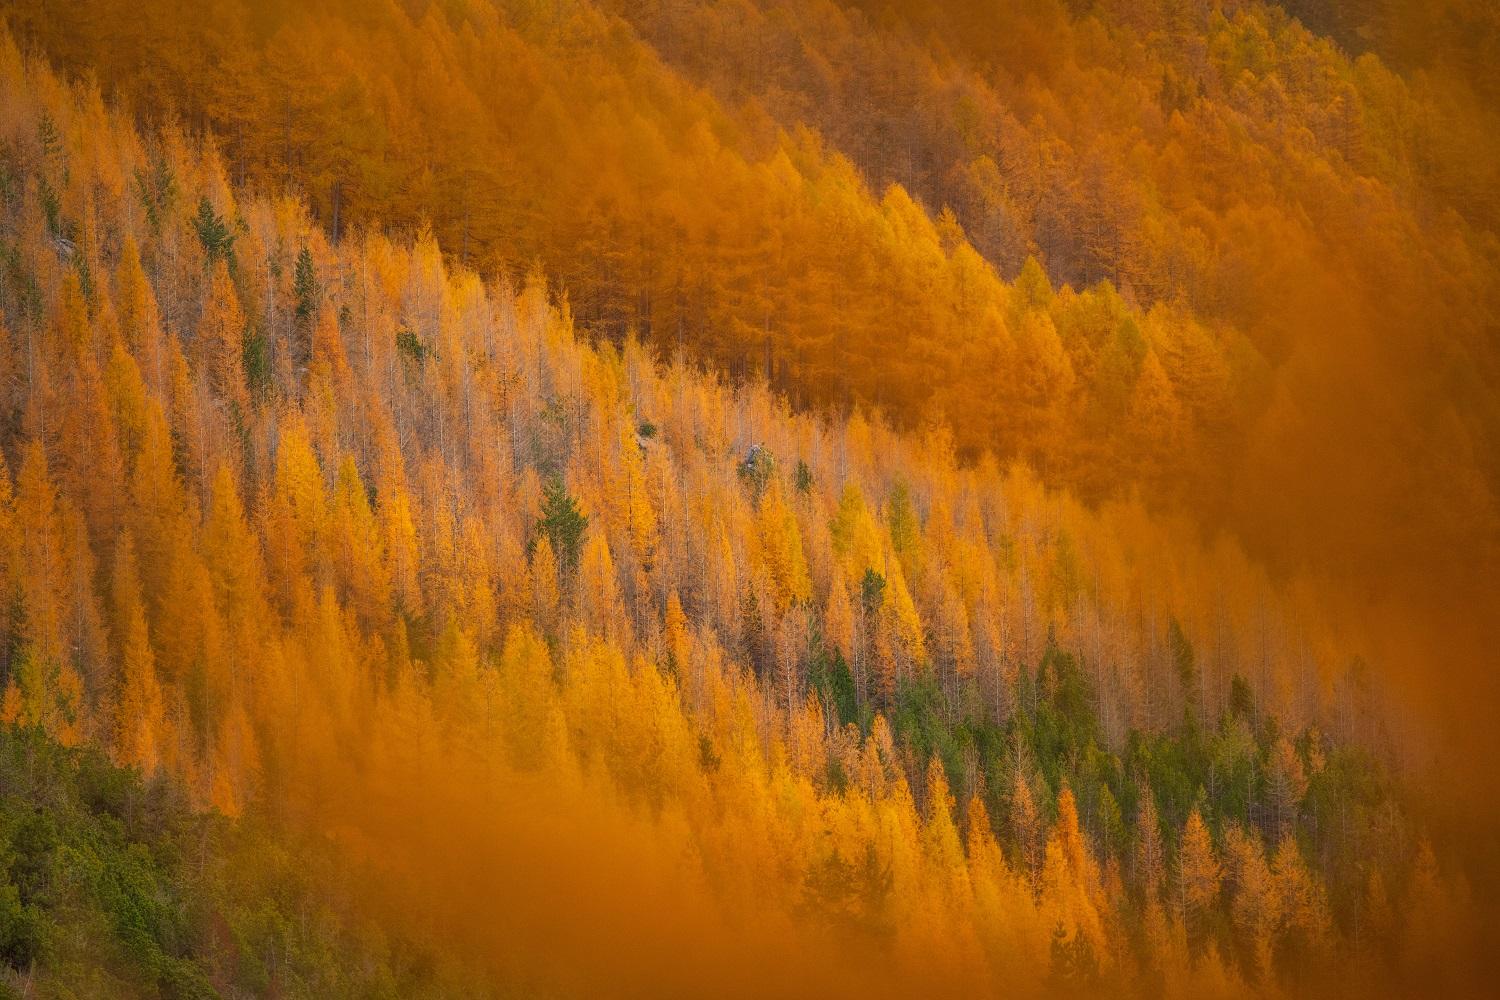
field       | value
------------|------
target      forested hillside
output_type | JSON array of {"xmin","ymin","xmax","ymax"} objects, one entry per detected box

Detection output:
[
  {"xmin": 0, "ymin": 1, "xmax": 1494, "ymax": 997},
  {"xmin": 9, "ymin": 0, "xmax": 1500, "ymax": 576},
  {"xmin": 0, "ymin": 24, "xmax": 1487, "ymax": 996},
  {"xmin": 9, "ymin": 0, "xmax": 1497, "ymax": 764}
]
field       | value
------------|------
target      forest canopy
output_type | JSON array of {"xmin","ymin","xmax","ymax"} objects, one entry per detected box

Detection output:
[{"xmin": 0, "ymin": 1, "xmax": 1493, "ymax": 997}]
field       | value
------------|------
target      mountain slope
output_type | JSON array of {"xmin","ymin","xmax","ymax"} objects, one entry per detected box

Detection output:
[
  {"xmin": 8, "ymin": 0, "xmax": 1497, "ymax": 588},
  {"xmin": 0, "ymin": 27, "xmax": 1486, "ymax": 997},
  {"xmin": 7, "ymin": 2, "xmax": 1497, "ymax": 784}
]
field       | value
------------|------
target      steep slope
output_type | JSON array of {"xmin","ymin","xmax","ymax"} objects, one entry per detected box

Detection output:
[
  {"xmin": 0, "ymin": 30, "xmax": 1485, "ymax": 997},
  {"xmin": 6, "ymin": 1, "xmax": 1497, "ymax": 787}
]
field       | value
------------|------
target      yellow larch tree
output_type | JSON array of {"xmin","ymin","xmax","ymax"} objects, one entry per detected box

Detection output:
[
  {"xmin": 579, "ymin": 528, "xmax": 626, "ymax": 644},
  {"xmin": 1178, "ymin": 806, "xmax": 1222, "ymax": 944},
  {"xmin": 755, "ymin": 479, "xmax": 811, "ymax": 613},
  {"xmin": 619, "ymin": 418, "xmax": 659, "ymax": 569},
  {"xmin": 921, "ymin": 756, "xmax": 971, "ymax": 911},
  {"xmin": 881, "ymin": 555, "xmax": 927, "ymax": 676},
  {"xmin": 1136, "ymin": 791, "xmax": 1166, "ymax": 904},
  {"xmin": 663, "ymin": 589, "xmax": 690, "ymax": 677},
  {"xmin": 111, "ymin": 533, "xmax": 165, "ymax": 775},
  {"xmin": 201, "ymin": 463, "xmax": 271, "ymax": 684},
  {"xmin": 1040, "ymin": 785, "xmax": 1107, "ymax": 963},
  {"xmin": 53, "ymin": 271, "xmax": 126, "ymax": 550},
  {"xmin": 1271, "ymin": 834, "xmax": 1332, "ymax": 962},
  {"xmin": 530, "ymin": 533, "xmax": 561, "ymax": 634},
  {"xmin": 823, "ymin": 572, "xmax": 854, "ymax": 663},
  {"xmin": 198, "ymin": 259, "xmax": 250, "ymax": 417},
  {"xmin": 265, "ymin": 411, "xmax": 327, "ymax": 602},
  {"xmin": 114, "ymin": 234, "xmax": 167, "ymax": 393},
  {"xmin": 3, "ymin": 440, "xmax": 74, "ymax": 739},
  {"xmin": 1225, "ymin": 825, "xmax": 1281, "ymax": 982},
  {"xmin": 830, "ymin": 482, "xmax": 886, "ymax": 582},
  {"xmin": 1010, "ymin": 768, "xmax": 1043, "ymax": 882},
  {"xmin": 373, "ymin": 411, "xmax": 422, "ymax": 617},
  {"xmin": 104, "ymin": 333, "xmax": 153, "ymax": 468}
]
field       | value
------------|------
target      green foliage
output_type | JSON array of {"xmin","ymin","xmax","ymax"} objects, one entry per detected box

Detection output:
[
  {"xmin": 892, "ymin": 674, "xmax": 959, "ymax": 787},
  {"xmin": 1169, "ymin": 619, "xmax": 1197, "ymax": 710},
  {"xmin": 537, "ymin": 476, "xmax": 587, "ymax": 573},
  {"xmin": 886, "ymin": 480, "xmax": 917, "ymax": 557},
  {"xmin": 1229, "ymin": 674, "xmax": 1255, "ymax": 721},
  {"xmin": 799, "ymin": 844, "xmax": 893, "ymax": 942},
  {"xmin": 0, "ymin": 725, "xmax": 489, "ymax": 999},
  {"xmin": 0, "ymin": 880, "xmax": 45, "ymax": 972},
  {"xmin": 36, "ymin": 113, "xmax": 61, "ymax": 164},
  {"xmin": 0, "ymin": 152, "xmax": 16, "ymax": 207},
  {"xmin": 935, "ymin": 632, "xmax": 1406, "ymax": 969},
  {"xmin": 1097, "ymin": 785, "xmax": 1126, "ymax": 860},
  {"xmin": 1128, "ymin": 726, "xmax": 1207, "ymax": 835},
  {"xmin": 134, "ymin": 153, "xmax": 176, "ymax": 235},
  {"xmin": 395, "ymin": 327, "xmax": 428, "ymax": 368},
  {"xmin": 736, "ymin": 445, "xmax": 774, "ymax": 500},
  {"xmin": 859, "ymin": 569, "xmax": 885, "ymax": 615},
  {"xmin": 808, "ymin": 645, "xmax": 858, "ymax": 729},
  {"xmin": 192, "ymin": 198, "xmax": 234, "ymax": 266},
  {"xmin": 37, "ymin": 176, "xmax": 66, "ymax": 243},
  {"xmin": 1022, "ymin": 648, "xmax": 1100, "ymax": 794},
  {"xmin": 242, "ymin": 327, "xmax": 272, "ymax": 403},
  {"xmin": 293, "ymin": 245, "xmax": 319, "ymax": 323},
  {"xmin": 1048, "ymin": 920, "xmax": 1100, "ymax": 992},
  {"xmin": 1208, "ymin": 718, "xmax": 1256, "ymax": 825},
  {"xmin": 0, "ymin": 241, "xmax": 42, "ymax": 323},
  {"xmin": 793, "ymin": 459, "xmax": 813, "ymax": 495}
]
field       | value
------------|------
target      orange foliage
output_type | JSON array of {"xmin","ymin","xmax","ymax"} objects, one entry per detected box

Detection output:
[{"xmin": 0, "ymin": 11, "xmax": 1489, "ymax": 999}]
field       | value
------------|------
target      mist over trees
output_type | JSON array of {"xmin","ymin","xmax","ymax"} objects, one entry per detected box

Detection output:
[{"xmin": 0, "ymin": 2, "xmax": 1493, "ymax": 997}]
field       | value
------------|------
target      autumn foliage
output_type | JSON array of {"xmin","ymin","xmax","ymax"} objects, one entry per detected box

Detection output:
[{"xmin": 0, "ymin": 2, "xmax": 1492, "ymax": 998}]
